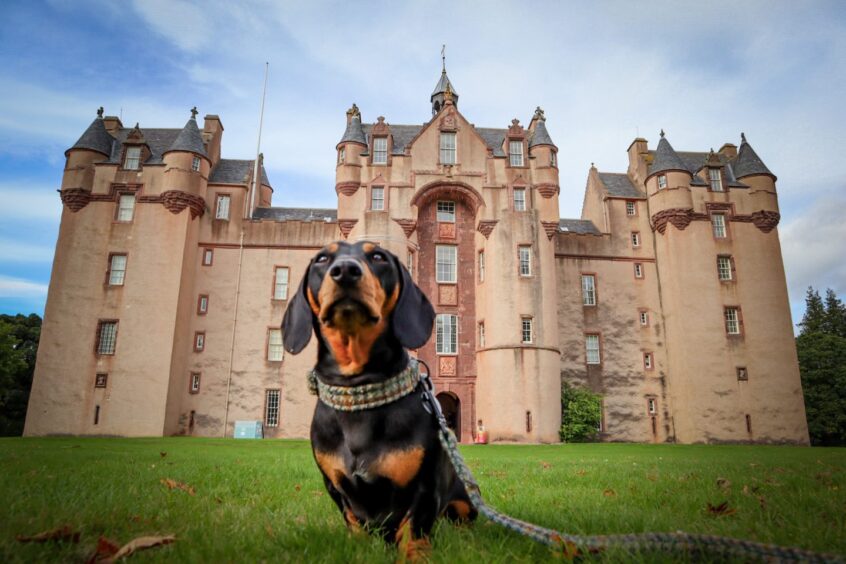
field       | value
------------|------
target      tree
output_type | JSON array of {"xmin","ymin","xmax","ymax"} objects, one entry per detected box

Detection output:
[
  {"xmin": 0, "ymin": 314, "xmax": 41, "ymax": 436},
  {"xmin": 797, "ymin": 287, "xmax": 846, "ymax": 445},
  {"xmin": 559, "ymin": 382, "xmax": 602, "ymax": 443}
]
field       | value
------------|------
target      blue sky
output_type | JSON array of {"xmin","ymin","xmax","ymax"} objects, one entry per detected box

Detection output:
[{"xmin": 1, "ymin": 0, "xmax": 844, "ymax": 327}]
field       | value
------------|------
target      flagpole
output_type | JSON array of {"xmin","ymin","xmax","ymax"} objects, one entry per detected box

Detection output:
[{"xmin": 248, "ymin": 62, "xmax": 269, "ymax": 218}]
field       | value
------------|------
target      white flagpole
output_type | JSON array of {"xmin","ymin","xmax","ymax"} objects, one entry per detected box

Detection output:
[{"xmin": 248, "ymin": 62, "xmax": 269, "ymax": 218}]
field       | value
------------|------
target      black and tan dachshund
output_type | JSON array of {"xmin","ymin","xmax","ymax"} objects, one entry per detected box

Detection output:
[{"xmin": 282, "ymin": 240, "xmax": 476, "ymax": 558}]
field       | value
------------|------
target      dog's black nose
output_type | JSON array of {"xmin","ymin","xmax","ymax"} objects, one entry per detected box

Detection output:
[{"xmin": 329, "ymin": 258, "xmax": 362, "ymax": 286}]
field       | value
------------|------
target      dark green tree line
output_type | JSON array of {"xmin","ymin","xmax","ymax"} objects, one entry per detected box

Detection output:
[{"xmin": 0, "ymin": 314, "xmax": 41, "ymax": 436}]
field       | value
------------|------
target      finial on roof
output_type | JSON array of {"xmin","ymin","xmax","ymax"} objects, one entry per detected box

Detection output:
[
  {"xmin": 97, "ymin": 106, "xmax": 104, "ymax": 118},
  {"xmin": 660, "ymin": 129, "xmax": 665, "ymax": 138},
  {"xmin": 190, "ymin": 106, "xmax": 198, "ymax": 120},
  {"xmin": 444, "ymin": 81, "xmax": 453, "ymax": 102},
  {"xmin": 441, "ymin": 44, "xmax": 446, "ymax": 72},
  {"xmin": 740, "ymin": 132, "xmax": 747, "ymax": 143},
  {"xmin": 591, "ymin": 162, "xmax": 595, "ymax": 169},
  {"xmin": 346, "ymin": 103, "xmax": 360, "ymax": 119},
  {"xmin": 534, "ymin": 106, "xmax": 545, "ymax": 121}
]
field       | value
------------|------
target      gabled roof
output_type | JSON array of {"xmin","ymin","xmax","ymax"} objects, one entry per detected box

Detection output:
[
  {"xmin": 675, "ymin": 152, "xmax": 748, "ymax": 188},
  {"xmin": 68, "ymin": 116, "xmax": 115, "ymax": 157},
  {"xmin": 350, "ymin": 118, "xmax": 509, "ymax": 158},
  {"xmin": 209, "ymin": 159, "xmax": 270, "ymax": 186},
  {"xmin": 166, "ymin": 117, "xmax": 207, "ymax": 157},
  {"xmin": 107, "ymin": 128, "xmax": 180, "ymax": 164},
  {"xmin": 339, "ymin": 114, "xmax": 367, "ymax": 146},
  {"xmin": 733, "ymin": 134, "xmax": 775, "ymax": 179},
  {"xmin": 252, "ymin": 207, "xmax": 337, "ymax": 222},
  {"xmin": 598, "ymin": 172, "xmax": 644, "ymax": 199},
  {"xmin": 558, "ymin": 218, "xmax": 601, "ymax": 235},
  {"xmin": 529, "ymin": 119, "xmax": 555, "ymax": 148},
  {"xmin": 647, "ymin": 132, "xmax": 689, "ymax": 178}
]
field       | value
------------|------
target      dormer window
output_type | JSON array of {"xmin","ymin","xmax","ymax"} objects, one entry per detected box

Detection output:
[
  {"xmin": 440, "ymin": 132, "xmax": 456, "ymax": 164},
  {"xmin": 124, "ymin": 147, "xmax": 141, "ymax": 170},
  {"xmin": 509, "ymin": 140, "xmax": 524, "ymax": 167},
  {"xmin": 338, "ymin": 146, "xmax": 345, "ymax": 165},
  {"xmin": 709, "ymin": 168, "xmax": 723, "ymax": 192},
  {"xmin": 657, "ymin": 174, "xmax": 667, "ymax": 190},
  {"xmin": 373, "ymin": 137, "xmax": 388, "ymax": 165},
  {"xmin": 192, "ymin": 156, "xmax": 201, "ymax": 172}
]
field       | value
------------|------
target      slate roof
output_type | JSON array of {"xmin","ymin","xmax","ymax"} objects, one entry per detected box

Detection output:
[
  {"xmin": 597, "ymin": 172, "xmax": 644, "ymax": 199},
  {"xmin": 339, "ymin": 115, "xmax": 367, "ymax": 145},
  {"xmin": 107, "ymin": 128, "xmax": 181, "ymax": 164},
  {"xmin": 647, "ymin": 134, "xmax": 688, "ymax": 178},
  {"xmin": 252, "ymin": 207, "xmax": 337, "ymax": 222},
  {"xmin": 166, "ymin": 117, "xmax": 207, "ymax": 157},
  {"xmin": 431, "ymin": 71, "xmax": 459, "ymax": 98},
  {"xmin": 352, "ymin": 121, "xmax": 510, "ymax": 158},
  {"xmin": 558, "ymin": 218, "xmax": 601, "ymax": 235},
  {"xmin": 68, "ymin": 117, "xmax": 115, "ymax": 157},
  {"xmin": 209, "ymin": 159, "xmax": 270, "ymax": 186},
  {"xmin": 475, "ymin": 128, "xmax": 507, "ymax": 157},
  {"xmin": 528, "ymin": 119, "xmax": 555, "ymax": 148},
  {"xmin": 674, "ymin": 152, "xmax": 747, "ymax": 188},
  {"xmin": 733, "ymin": 135, "xmax": 775, "ymax": 179}
]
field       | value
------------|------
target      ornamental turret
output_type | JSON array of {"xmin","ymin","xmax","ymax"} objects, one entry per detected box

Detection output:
[
  {"xmin": 335, "ymin": 104, "xmax": 366, "ymax": 200},
  {"xmin": 63, "ymin": 107, "xmax": 115, "ymax": 192},
  {"xmin": 430, "ymin": 69, "xmax": 458, "ymax": 115},
  {"xmin": 162, "ymin": 108, "xmax": 209, "ymax": 197}
]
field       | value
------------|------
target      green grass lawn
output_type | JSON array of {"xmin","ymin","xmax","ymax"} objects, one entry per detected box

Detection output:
[{"xmin": 1, "ymin": 438, "xmax": 844, "ymax": 562}]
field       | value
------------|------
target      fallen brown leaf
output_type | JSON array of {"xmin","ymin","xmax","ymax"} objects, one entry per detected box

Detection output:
[
  {"xmin": 16, "ymin": 525, "xmax": 80, "ymax": 544},
  {"xmin": 160, "ymin": 478, "xmax": 195, "ymax": 496},
  {"xmin": 159, "ymin": 451, "xmax": 167, "ymax": 458},
  {"xmin": 575, "ymin": 469, "xmax": 587, "ymax": 477},
  {"xmin": 541, "ymin": 461, "xmax": 551, "ymax": 469},
  {"xmin": 646, "ymin": 473, "xmax": 658, "ymax": 482},
  {"xmin": 294, "ymin": 484, "xmax": 301, "ymax": 492},
  {"xmin": 86, "ymin": 536, "xmax": 121, "ymax": 563},
  {"xmin": 106, "ymin": 535, "xmax": 176, "ymax": 562},
  {"xmin": 757, "ymin": 495, "xmax": 767, "ymax": 509},
  {"xmin": 716, "ymin": 477, "xmax": 731, "ymax": 491},
  {"xmin": 602, "ymin": 489, "xmax": 616, "ymax": 497},
  {"xmin": 707, "ymin": 501, "xmax": 737, "ymax": 517}
]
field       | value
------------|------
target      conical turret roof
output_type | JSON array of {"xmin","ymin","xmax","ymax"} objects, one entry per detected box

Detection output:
[
  {"xmin": 67, "ymin": 108, "xmax": 114, "ymax": 157},
  {"xmin": 166, "ymin": 110, "xmax": 207, "ymax": 157},
  {"xmin": 732, "ymin": 133, "xmax": 775, "ymax": 179},
  {"xmin": 339, "ymin": 107, "xmax": 367, "ymax": 146},
  {"xmin": 648, "ymin": 130, "xmax": 689, "ymax": 178},
  {"xmin": 431, "ymin": 70, "xmax": 459, "ymax": 101},
  {"xmin": 529, "ymin": 109, "xmax": 555, "ymax": 148}
]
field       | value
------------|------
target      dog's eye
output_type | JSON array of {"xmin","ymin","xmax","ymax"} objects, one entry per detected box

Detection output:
[
  {"xmin": 371, "ymin": 252, "xmax": 386, "ymax": 262},
  {"xmin": 315, "ymin": 255, "xmax": 329, "ymax": 264}
]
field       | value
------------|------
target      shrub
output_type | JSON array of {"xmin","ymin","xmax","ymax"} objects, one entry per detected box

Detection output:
[{"xmin": 560, "ymin": 382, "xmax": 602, "ymax": 442}]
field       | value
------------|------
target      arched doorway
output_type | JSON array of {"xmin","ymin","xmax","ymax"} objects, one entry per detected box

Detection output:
[{"xmin": 437, "ymin": 392, "xmax": 461, "ymax": 440}]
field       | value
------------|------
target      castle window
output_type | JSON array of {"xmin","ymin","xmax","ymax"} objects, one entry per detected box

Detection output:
[
  {"xmin": 202, "ymin": 248, "xmax": 213, "ymax": 266},
  {"xmin": 436, "ymin": 245, "xmax": 457, "ymax": 283},
  {"xmin": 521, "ymin": 317, "xmax": 534, "ymax": 344},
  {"xmin": 267, "ymin": 329, "xmax": 283, "ymax": 361},
  {"xmin": 440, "ymin": 132, "xmax": 456, "ymax": 164},
  {"xmin": 709, "ymin": 168, "xmax": 724, "ymax": 192},
  {"xmin": 124, "ymin": 146, "xmax": 141, "ymax": 170},
  {"xmin": 273, "ymin": 267, "xmax": 289, "ymax": 300},
  {"xmin": 370, "ymin": 186, "xmax": 384, "ymax": 210},
  {"xmin": 509, "ymin": 140, "xmax": 524, "ymax": 166},
  {"xmin": 626, "ymin": 201, "xmax": 636, "ymax": 216},
  {"xmin": 643, "ymin": 352, "xmax": 654, "ymax": 370},
  {"xmin": 518, "ymin": 246, "xmax": 532, "ymax": 276},
  {"xmin": 94, "ymin": 405, "xmax": 100, "ymax": 425},
  {"xmin": 96, "ymin": 320, "xmax": 118, "ymax": 355},
  {"xmin": 737, "ymin": 366, "xmax": 748, "ymax": 381},
  {"xmin": 406, "ymin": 250, "xmax": 414, "ymax": 277},
  {"xmin": 338, "ymin": 146, "xmax": 345, "ymax": 164},
  {"xmin": 717, "ymin": 256, "xmax": 733, "ymax": 281},
  {"xmin": 436, "ymin": 314, "xmax": 458, "ymax": 354},
  {"xmin": 711, "ymin": 213, "xmax": 727, "ymax": 238},
  {"xmin": 478, "ymin": 250, "xmax": 485, "ymax": 282},
  {"xmin": 215, "ymin": 194, "xmax": 231, "ymax": 220},
  {"xmin": 190, "ymin": 372, "xmax": 201, "ymax": 394},
  {"xmin": 582, "ymin": 274, "xmax": 596, "ymax": 306},
  {"xmin": 194, "ymin": 332, "xmax": 205, "ymax": 352},
  {"xmin": 631, "ymin": 232, "xmax": 641, "ymax": 248},
  {"xmin": 265, "ymin": 389, "xmax": 280, "ymax": 427},
  {"xmin": 639, "ymin": 310, "xmax": 649, "ymax": 326},
  {"xmin": 513, "ymin": 188, "xmax": 526, "ymax": 211},
  {"xmin": 634, "ymin": 263, "xmax": 644, "ymax": 279},
  {"xmin": 745, "ymin": 414, "xmax": 752, "ymax": 433},
  {"xmin": 550, "ymin": 151, "xmax": 557, "ymax": 167},
  {"xmin": 478, "ymin": 321, "xmax": 485, "ymax": 348},
  {"xmin": 647, "ymin": 398, "xmax": 657, "ymax": 415},
  {"xmin": 373, "ymin": 137, "xmax": 388, "ymax": 164},
  {"xmin": 108, "ymin": 254, "xmax": 127, "ymax": 286},
  {"xmin": 197, "ymin": 294, "xmax": 209, "ymax": 315},
  {"xmin": 116, "ymin": 193, "xmax": 135, "ymax": 222},
  {"xmin": 437, "ymin": 200, "xmax": 455, "ymax": 222},
  {"xmin": 585, "ymin": 334, "xmax": 601, "ymax": 365},
  {"xmin": 192, "ymin": 156, "xmax": 201, "ymax": 172},
  {"xmin": 657, "ymin": 174, "xmax": 667, "ymax": 190},
  {"xmin": 724, "ymin": 307, "xmax": 742, "ymax": 335},
  {"xmin": 95, "ymin": 373, "xmax": 108, "ymax": 388}
]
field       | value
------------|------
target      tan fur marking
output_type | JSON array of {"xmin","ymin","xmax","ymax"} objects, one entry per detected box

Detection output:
[
  {"xmin": 395, "ymin": 516, "xmax": 431, "ymax": 563},
  {"xmin": 344, "ymin": 508, "xmax": 363, "ymax": 534},
  {"xmin": 373, "ymin": 447, "xmax": 425, "ymax": 488},
  {"xmin": 447, "ymin": 500, "xmax": 473, "ymax": 520},
  {"xmin": 362, "ymin": 242, "xmax": 376, "ymax": 253},
  {"xmin": 314, "ymin": 450, "xmax": 346, "ymax": 489},
  {"xmin": 327, "ymin": 242, "xmax": 339, "ymax": 253},
  {"xmin": 306, "ymin": 287, "xmax": 320, "ymax": 315}
]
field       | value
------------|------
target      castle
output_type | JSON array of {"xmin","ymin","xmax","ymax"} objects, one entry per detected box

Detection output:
[{"xmin": 24, "ymin": 69, "xmax": 809, "ymax": 444}]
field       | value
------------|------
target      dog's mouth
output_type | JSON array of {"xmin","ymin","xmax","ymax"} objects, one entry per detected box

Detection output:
[{"xmin": 321, "ymin": 297, "xmax": 381, "ymax": 329}]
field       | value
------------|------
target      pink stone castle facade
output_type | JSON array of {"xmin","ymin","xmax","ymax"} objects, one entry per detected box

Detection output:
[{"xmin": 24, "ymin": 71, "xmax": 809, "ymax": 444}]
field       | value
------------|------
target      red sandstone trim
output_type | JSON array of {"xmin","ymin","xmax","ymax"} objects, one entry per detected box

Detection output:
[
  {"xmin": 540, "ymin": 221, "xmax": 559, "ymax": 240},
  {"xmin": 555, "ymin": 253, "xmax": 656, "ymax": 263},
  {"xmin": 651, "ymin": 207, "xmax": 780, "ymax": 234},
  {"xmin": 197, "ymin": 294, "xmax": 209, "ymax": 315},
  {"xmin": 476, "ymin": 344, "xmax": 561, "ymax": 355},
  {"xmin": 535, "ymin": 183, "xmax": 559, "ymax": 199},
  {"xmin": 335, "ymin": 182, "xmax": 359, "ymax": 196},
  {"xmin": 338, "ymin": 219, "xmax": 358, "ymax": 239},
  {"xmin": 477, "ymin": 220, "xmax": 498, "ymax": 239},
  {"xmin": 392, "ymin": 218, "xmax": 417, "ymax": 238},
  {"xmin": 194, "ymin": 331, "xmax": 205, "ymax": 353},
  {"xmin": 198, "ymin": 242, "xmax": 326, "ymax": 251}
]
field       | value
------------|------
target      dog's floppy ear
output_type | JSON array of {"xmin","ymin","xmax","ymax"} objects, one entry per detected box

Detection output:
[
  {"xmin": 390, "ymin": 254, "xmax": 435, "ymax": 349},
  {"xmin": 282, "ymin": 261, "xmax": 315, "ymax": 355}
]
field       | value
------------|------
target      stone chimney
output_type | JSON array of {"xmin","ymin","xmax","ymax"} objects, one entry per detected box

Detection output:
[
  {"xmin": 718, "ymin": 143, "xmax": 737, "ymax": 159},
  {"xmin": 102, "ymin": 116, "xmax": 123, "ymax": 136},
  {"xmin": 202, "ymin": 114, "xmax": 224, "ymax": 165}
]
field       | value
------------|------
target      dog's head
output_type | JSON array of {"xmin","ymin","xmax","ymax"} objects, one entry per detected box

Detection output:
[{"xmin": 282, "ymin": 241, "xmax": 434, "ymax": 376}]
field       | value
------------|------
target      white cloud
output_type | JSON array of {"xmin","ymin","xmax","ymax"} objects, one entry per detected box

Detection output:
[
  {"xmin": 0, "ymin": 240, "xmax": 55, "ymax": 263},
  {"xmin": 0, "ymin": 276, "xmax": 48, "ymax": 298},
  {"xmin": 0, "ymin": 183, "xmax": 63, "ymax": 221},
  {"xmin": 129, "ymin": 0, "xmax": 213, "ymax": 53}
]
